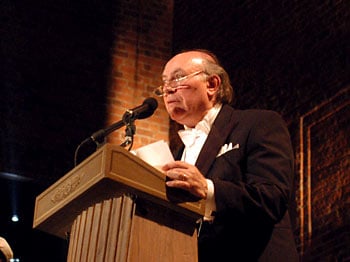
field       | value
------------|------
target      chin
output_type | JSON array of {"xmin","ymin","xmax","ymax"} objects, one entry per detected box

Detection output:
[
  {"xmin": 169, "ymin": 107, "xmax": 188, "ymax": 122},
  {"xmin": 170, "ymin": 114, "xmax": 185, "ymax": 125}
]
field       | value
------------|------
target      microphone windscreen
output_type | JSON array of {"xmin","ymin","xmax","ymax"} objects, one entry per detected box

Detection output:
[{"xmin": 138, "ymin": 97, "xmax": 158, "ymax": 119}]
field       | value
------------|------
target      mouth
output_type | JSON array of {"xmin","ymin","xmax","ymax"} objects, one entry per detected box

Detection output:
[{"xmin": 165, "ymin": 98, "xmax": 178, "ymax": 104}]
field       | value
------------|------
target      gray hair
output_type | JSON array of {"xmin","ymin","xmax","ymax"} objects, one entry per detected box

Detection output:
[
  {"xmin": 202, "ymin": 57, "xmax": 234, "ymax": 105},
  {"xmin": 189, "ymin": 49, "xmax": 234, "ymax": 105}
]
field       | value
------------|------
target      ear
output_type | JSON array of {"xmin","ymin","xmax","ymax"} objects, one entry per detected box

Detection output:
[{"xmin": 206, "ymin": 75, "xmax": 221, "ymax": 96}]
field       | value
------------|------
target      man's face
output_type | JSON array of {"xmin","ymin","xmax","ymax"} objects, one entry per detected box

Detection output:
[{"xmin": 162, "ymin": 52, "xmax": 214, "ymax": 127}]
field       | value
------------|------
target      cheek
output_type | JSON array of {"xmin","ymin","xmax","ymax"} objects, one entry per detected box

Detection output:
[{"xmin": 164, "ymin": 95, "xmax": 185, "ymax": 108}]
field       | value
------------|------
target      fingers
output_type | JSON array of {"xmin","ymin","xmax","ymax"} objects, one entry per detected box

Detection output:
[
  {"xmin": 165, "ymin": 169, "xmax": 188, "ymax": 182},
  {"xmin": 179, "ymin": 173, "xmax": 188, "ymax": 181},
  {"xmin": 165, "ymin": 172, "xmax": 189, "ymax": 188},
  {"xmin": 162, "ymin": 160, "xmax": 189, "ymax": 171},
  {"xmin": 164, "ymin": 165, "xmax": 208, "ymax": 199}
]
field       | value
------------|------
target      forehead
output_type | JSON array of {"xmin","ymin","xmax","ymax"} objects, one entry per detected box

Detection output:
[{"xmin": 163, "ymin": 52, "xmax": 207, "ymax": 76}]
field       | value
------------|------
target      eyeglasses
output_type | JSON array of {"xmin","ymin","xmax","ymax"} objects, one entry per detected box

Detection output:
[{"xmin": 153, "ymin": 70, "xmax": 205, "ymax": 97}]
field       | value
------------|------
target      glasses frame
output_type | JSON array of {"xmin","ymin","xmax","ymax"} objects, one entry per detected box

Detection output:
[{"xmin": 153, "ymin": 70, "xmax": 206, "ymax": 97}]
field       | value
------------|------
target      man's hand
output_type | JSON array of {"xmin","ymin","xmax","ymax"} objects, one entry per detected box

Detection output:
[{"xmin": 162, "ymin": 161, "xmax": 208, "ymax": 199}]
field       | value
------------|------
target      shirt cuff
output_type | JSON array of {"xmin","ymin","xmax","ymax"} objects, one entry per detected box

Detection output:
[{"xmin": 204, "ymin": 179, "xmax": 216, "ymax": 221}]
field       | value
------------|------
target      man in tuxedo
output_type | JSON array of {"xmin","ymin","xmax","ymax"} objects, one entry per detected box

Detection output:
[{"xmin": 155, "ymin": 50, "xmax": 299, "ymax": 261}]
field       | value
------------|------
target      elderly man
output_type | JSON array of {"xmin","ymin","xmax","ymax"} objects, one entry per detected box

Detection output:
[{"xmin": 156, "ymin": 50, "xmax": 299, "ymax": 261}]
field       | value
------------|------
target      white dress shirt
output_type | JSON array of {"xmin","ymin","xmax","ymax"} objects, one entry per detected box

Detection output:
[{"xmin": 178, "ymin": 104, "xmax": 222, "ymax": 221}]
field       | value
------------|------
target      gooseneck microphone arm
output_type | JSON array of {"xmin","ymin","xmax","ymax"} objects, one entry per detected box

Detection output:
[
  {"xmin": 89, "ymin": 119, "xmax": 125, "ymax": 145},
  {"xmin": 73, "ymin": 119, "xmax": 125, "ymax": 167},
  {"xmin": 74, "ymin": 97, "xmax": 158, "ymax": 167}
]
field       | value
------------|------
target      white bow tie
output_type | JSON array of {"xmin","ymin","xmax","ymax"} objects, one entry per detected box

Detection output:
[{"xmin": 178, "ymin": 128, "xmax": 205, "ymax": 147}]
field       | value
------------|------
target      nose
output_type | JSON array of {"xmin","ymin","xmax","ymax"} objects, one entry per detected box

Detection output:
[{"xmin": 163, "ymin": 86, "xmax": 176, "ymax": 95}]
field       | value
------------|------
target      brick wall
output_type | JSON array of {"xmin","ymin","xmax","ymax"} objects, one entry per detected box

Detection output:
[
  {"xmin": 295, "ymin": 87, "xmax": 350, "ymax": 260},
  {"xmin": 105, "ymin": 0, "xmax": 173, "ymax": 149}
]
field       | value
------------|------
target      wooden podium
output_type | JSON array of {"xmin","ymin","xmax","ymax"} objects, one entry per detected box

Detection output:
[{"xmin": 33, "ymin": 143, "xmax": 205, "ymax": 261}]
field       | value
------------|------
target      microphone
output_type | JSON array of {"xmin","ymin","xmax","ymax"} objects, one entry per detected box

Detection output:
[
  {"xmin": 74, "ymin": 97, "xmax": 158, "ymax": 166},
  {"xmin": 124, "ymin": 97, "xmax": 158, "ymax": 120},
  {"xmin": 81, "ymin": 97, "xmax": 158, "ymax": 145}
]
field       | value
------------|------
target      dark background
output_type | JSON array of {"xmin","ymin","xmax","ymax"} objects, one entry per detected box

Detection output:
[
  {"xmin": 1, "ymin": 1, "xmax": 117, "ymax": 260},
  {"xmin": 1, "ymin": 0, "xmax": 349, "ymax": 261}
]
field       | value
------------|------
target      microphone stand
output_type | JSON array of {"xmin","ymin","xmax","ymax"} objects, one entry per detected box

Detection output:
[
  {"xmin": 74, "ymin": 97, "xmax": 158, "ymax": 166},
  {"xmin": 74, "ymin": 111, "xmax": 136, "ymax": 167},
  {"xmin": 120, "ymin": 112, "xmax": 136, "ymax": 150}
]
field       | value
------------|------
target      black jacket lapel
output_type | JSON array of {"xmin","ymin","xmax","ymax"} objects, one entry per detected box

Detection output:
[{"xmin": 196, "ymin": 105, "xmax": 237, "ymax": 176}]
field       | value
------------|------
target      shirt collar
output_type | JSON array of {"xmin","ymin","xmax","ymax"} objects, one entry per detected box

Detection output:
[{"xmin": 183, "ymin": 103, "xmax": 222, "ymax": 135}]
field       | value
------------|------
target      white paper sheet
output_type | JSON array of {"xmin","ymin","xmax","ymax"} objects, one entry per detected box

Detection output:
[{"xmin": 132, "ymin": 140, "xmax": 174, "ymax": 170}]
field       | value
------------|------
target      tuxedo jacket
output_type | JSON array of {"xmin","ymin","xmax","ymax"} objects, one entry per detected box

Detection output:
[{"xmin": 174, "ymin": 105, "xmax": 299, "ymax": 261}]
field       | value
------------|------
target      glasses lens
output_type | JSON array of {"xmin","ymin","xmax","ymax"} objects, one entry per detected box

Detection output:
[{"xmin": 154, "ymin": 71, "xmax": 204, "ymax": 97}]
